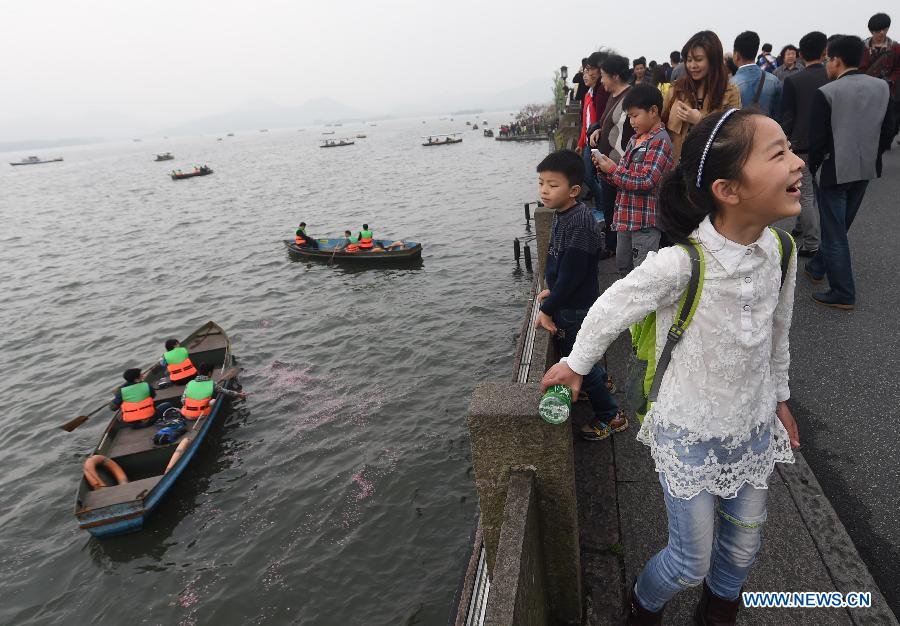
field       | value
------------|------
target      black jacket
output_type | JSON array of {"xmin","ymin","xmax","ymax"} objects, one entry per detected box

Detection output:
[{"xmin": 780, "ymin": 63, "xmax": 828, "ymax": 152}]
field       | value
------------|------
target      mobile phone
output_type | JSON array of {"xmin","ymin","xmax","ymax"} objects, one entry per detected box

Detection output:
[{"xmin": 591, "ymin": 149, "xmax": 602, "ymax": 159}]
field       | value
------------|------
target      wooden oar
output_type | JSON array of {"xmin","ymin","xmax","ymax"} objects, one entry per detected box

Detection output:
[{"xmin": 60, "ymin": 404, "xmax": 110, "ymax": 433}]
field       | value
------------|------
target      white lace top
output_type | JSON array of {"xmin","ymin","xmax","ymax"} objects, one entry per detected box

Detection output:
[{"xmin": 564, "ymin": 216, "xmax": 797, "ymax": 499}]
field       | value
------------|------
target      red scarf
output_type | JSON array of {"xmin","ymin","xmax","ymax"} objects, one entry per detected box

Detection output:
[{"xmin": 577, "ymin": 89, "xmax": 593, "ymax": 150}]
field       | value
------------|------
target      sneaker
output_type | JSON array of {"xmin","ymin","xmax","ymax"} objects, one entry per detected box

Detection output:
[
  {"xmin": 803, "ymin": 262, "xmax": 824, "ymax": 284},
  {"xmin": 607, "ymin": 410, "xmax": 629, "ymax": 433},
  {"xmin": 812, "ymin": 291, "xmax": 854, "ymax": 310},
  {"xmin": 580, "ymin": 421, "xmax": 612, "ymax": 441}
]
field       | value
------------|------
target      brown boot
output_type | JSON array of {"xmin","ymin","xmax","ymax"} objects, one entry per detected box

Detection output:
[
  {"xmin": 694, "ymin": 580, "xmax": 741, "ymax": 625},
  {"xmin": 624, "ymin": 583, "xmax": 664, "ymax": 625}
]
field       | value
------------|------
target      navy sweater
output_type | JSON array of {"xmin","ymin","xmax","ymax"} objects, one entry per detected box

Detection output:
[{"xmin": 540, "ymin": 202, "xmax": 602, "ymax": 316}]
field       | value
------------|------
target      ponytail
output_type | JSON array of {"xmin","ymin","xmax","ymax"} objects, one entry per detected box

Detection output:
[{"xmin": 659, "ymin": 108, "xmax": 759, "ymax": 242}]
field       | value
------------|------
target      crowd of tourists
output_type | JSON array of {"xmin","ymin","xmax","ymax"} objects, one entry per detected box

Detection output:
[{"xmin": 537, "ymin": 12, "xmax": 897, "ymax": 626}]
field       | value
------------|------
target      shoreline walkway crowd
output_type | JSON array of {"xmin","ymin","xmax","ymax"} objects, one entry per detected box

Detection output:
[{"xmin": 529, "ymin": 12, "xmax": 898, "ymax": 625}]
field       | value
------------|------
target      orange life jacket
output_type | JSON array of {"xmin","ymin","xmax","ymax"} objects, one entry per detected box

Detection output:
[
  {"xmin": 120, "ymin": 383, "xmax": 156, "ymax": 422},
  {"xmin": 358, "ymin": 237, "xmax": 373, "ymax": 249},
  {"xmin": 165, "ymin": 347, "xmax": 198, "ymax": 383},
  {"xmin": 181, "ymin": 395, "xmax": 212, "ymax": 419},
  {"xmin": 346, "ymin": 243, "xmax": 360, "ymax": 252},
  {"xmin": 295, "ymin": 233, "xmax": 307, "ymax": 245}
]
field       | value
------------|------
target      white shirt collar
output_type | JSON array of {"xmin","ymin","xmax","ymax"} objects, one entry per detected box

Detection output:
[
  {"xmin": 693, "ymin": 216, "xmax": 779, "ymax": 275},
  {"xmin": 738, "ymin": 63, "xmax": 757, "ymax": 70}
]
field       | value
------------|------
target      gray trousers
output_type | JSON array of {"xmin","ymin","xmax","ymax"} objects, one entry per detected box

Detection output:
[
  {"xmin": 616, "ymin": 227, "xmax": 661, "ymax": 275},
  {"xmin": 777, "ymin": 154, "xmax": 820, "ymax": 250}
]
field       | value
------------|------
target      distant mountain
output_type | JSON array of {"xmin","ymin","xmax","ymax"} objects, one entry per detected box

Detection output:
[
  {"xmin": 382, "ymin": 77, "xmax": 553, "ymax": 118},
  {"xmin": 0, "ymin": 137, "xmax": 104, "ymax": 153},
  {"xmin": 159, "ymin": 97, "xmax": 366, "ymax": 135}
]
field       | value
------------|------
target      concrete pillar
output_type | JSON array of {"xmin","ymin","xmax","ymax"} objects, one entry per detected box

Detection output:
[
  {"xmin": 535, "ymin": 206, "xmax": 554, "ymax": 289},
  {"xmin": 484, "ymin": 469, "xmax": 550, "ymax": 626},
  {"xmin": 467, "ymin": 382, "xmax": 582, "ymax": 625}
]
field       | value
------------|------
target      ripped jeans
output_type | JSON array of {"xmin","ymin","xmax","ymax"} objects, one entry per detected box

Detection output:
[{"xmin": 634, "ymin": 473, "xmax": 768, "ymax": 611}]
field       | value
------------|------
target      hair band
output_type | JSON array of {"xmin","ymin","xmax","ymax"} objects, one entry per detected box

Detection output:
[{"xmin": 696, "ymin": 108, "xmax": 739, "ymax": 189}]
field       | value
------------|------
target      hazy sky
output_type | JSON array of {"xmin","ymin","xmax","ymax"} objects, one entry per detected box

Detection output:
[{"xmin": 1, "ymin": 0, "xmax": 891, "ymax": 133}]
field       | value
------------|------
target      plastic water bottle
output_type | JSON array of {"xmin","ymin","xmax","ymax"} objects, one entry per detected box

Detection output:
[{"xmin": 539, "ymin": 385, "xmax": 573, "ymax": 424}]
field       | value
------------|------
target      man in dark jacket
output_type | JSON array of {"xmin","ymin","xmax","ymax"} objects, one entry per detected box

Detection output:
[
  {"xmin": 780, "ymin": 31, "xmax": 829, "ymax": 256},
  {"xmin": 860, "ymin": 13, "xmax": 900, "ymax": 138},
  {"xmin": 805, "ymin": 35, "xmax": 894, "ymax": 309}
]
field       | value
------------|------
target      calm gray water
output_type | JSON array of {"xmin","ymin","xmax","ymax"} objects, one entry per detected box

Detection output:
[{"xmin": 0, "ymin": 119, "xmax": 545, "ymax": 625}]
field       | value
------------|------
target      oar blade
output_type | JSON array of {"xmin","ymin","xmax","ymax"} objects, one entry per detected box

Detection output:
[{"xmin": 61, "ymin": 415, "xmax": 90, "ymax": 432}]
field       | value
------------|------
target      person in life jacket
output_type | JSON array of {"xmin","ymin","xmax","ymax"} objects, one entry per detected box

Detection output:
[
  {"xmin": 294, "ymin": 222, "xmax": 319, "ymax": 249},
  {"xmin": 340, "ymin": 230, "xmax": 361, "ymax": 252},
  {"xmin": 160, "ymin": 338, "xmax": 198, "ymax": 385},
  {"xmin": 110, "ymin": 368, "xmax": 175, "ymax": 428},
  {"xmin": 180, "ymin": 362, "xmax": 247, "ymax": 420},
  {"xmin": 357, "ymin": 223, "xmax": 375, "ymax": 249}
]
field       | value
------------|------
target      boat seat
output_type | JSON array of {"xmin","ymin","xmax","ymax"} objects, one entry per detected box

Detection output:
[
  {"xmin": 81, "ymin": 476, "xmax": 162, "ymax": 510},
  {"xmin": 153, "ymin": 385, "xmax": 185, "ymax": 405},
  {"xmin": 107, "ymin": 421, "xmax": 195, "ymax": 459}
]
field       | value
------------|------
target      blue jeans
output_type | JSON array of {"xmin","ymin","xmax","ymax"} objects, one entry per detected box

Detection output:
[
  {"xmin": 634, "ymin": 473, "xmax": 768, "ymax": 611},
  {"xmin": 807, "ymin": 180, "xmax": 868, "ymax": 303},
  {"xmin": 552, "ymin": 309, "xmax": 618, "ymax": 423},
  {"xmin": 581, "ymin": 147, "xmax": 603, "ymax": 222}
]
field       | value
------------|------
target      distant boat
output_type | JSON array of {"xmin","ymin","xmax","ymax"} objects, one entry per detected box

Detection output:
[
  {"xmin": 483, "ymin": 129, "xmax": 494, "ymax": 137},
  {"xmin": 322, "ymin": 130, "xmax": 336, "ymax": 135},
  {"xmin": 356, "ymin": 134, "xmax": 367, "ymax": 139},
  {"xmin": 369, "ymin": 123, "xmax": 377, "ymax": 127},
  {"xmin": 154, "ymin": 152, "xmax": 174, "ymax": 161},
  {"xmin": 10, "ymin": 156, "xmax": 63, "ymax": 166},
  {"xmin": 217, "ymin": 137, "xmax": 223, "ymax": 141},
  {"xmin": 466, "ymin": 121, "xmax": 471, "ymax": 126},
  {"xmin": 227, "ymin": 133, "xmax": 235, "ymax": 137},
  {"xmin": 171, "ymin": 165, "xmax": 213, "ymax": 180},
  {"xmin": 133, "ymin": 138, "xmax": 142, "ymax": 142},
  {"xmin": 259, "ymin": 129, "xmax": 269, "ymax": 133},
  {"xmin": 422, "ymin": 133, "xmax": 462, "ymax": 146},
  {"xmin": 320, "ymin": 139, "xmax": 355, "ymax": 148}
]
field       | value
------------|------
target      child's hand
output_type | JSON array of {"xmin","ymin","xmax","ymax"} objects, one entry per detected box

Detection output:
[
  {"xmin": 776, "ymin": 401, "xmax": 800, "ymax": 449},
  {"xmin": 596, "ymin": 153, "xmax": 615, "ymax": 173},
  {"xmin": 541, "ymin": 361, "xmax": 583, "ymax": 399},
  {"xmin": 537, "ymin": 289, "xmax": 551, "ymax": 303},
  {"xmin": 535, "ymin": 311, "xmax": 558, "ymax": 334}
]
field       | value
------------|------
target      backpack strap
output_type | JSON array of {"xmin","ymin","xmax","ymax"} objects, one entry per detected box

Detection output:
[
  {"xmin": 768, "ymin": 226, "xmax": 795, "ymax": 288},
  {"xmin": 648, "ymin": 241, "xmax": 705, "ymax": 402}
]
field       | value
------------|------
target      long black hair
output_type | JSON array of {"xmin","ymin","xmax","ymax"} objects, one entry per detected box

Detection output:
[{"xmin": 658, "ymin": 108, "xmax": 759, "ymax": 241}]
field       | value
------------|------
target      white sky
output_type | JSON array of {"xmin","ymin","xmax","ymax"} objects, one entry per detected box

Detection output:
[{"xmin": 0, "ymin": 0, "xmax": 890, "ymax": 131}]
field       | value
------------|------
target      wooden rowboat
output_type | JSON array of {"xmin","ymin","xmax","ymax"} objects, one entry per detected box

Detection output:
[
  {"xmin": 283, "ymin": 238, "xmax": 422, "ymax": 263},
  {"xmin": 73, "ymin": 321, "xmax": 238, "ymax": 538},
  {"xmin": 171, "ymin": 167, "xmax": 213, "ymax": 180}
]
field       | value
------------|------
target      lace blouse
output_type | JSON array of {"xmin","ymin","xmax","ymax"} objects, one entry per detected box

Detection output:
[{"xmin": 564, "ymin": 216, "xmax": 797, "ymax": 499}]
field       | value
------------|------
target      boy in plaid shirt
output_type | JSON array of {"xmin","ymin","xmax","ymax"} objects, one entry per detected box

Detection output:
[{"xmin": 594, "ymin": 84, "xmax": 675, "ymax": 275}]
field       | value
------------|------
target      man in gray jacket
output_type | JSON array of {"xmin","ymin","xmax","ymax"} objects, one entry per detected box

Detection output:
[{"xmin": 805, "ymin": 35, "xmax": 894, "ymax": 309}]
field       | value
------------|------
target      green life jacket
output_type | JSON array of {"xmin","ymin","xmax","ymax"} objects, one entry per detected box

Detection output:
[
  {"xmin": 165, "ymin": 346, "xmax": 189, "ymax": 365},
  {"xmin": 630, "ymin": 227, "xmax": 795, "ymax": 423},
  {"xmin": 185, "ymin": 378, "xmax": 215, "ymax": 400},
  {"xmin": 360, "ymin": 229, "xmax": 373, "ymax": 240},
  {"xmin": 348, "ymin": 235, "xmax": 360, "ymax": 244},
  {"xmin": 121, "ymin": 382, "xmax": 151, "ymax": 403}
]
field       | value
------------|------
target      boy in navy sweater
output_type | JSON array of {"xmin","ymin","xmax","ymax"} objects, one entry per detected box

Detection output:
[{"xmin": 536, "ymin": 151, "xmax": 627, "ymax": 440}]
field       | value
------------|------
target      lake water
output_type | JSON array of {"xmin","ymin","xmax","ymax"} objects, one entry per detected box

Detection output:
[{"xmin": 0, "ymin": 118, "xmax": 546, "ymax": 625}]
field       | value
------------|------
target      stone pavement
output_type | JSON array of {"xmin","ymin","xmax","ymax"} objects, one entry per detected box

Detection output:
[{"xmin": 570, "ymin": 148, "xmax": 900, "ymax": 624}]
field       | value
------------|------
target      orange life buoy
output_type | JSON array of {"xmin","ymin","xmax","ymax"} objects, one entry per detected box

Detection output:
[{"xmin": 84, "ymin": 454, "xmax": 128, "ymax": 490}]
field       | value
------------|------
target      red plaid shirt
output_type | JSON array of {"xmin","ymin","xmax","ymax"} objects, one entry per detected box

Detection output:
[{"xmin": 602, "ymin": 123, "xmax": 674, "ymax": 231}]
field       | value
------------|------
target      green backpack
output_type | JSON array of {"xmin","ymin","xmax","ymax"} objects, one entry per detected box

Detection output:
[{"xmin": 630, "ymin": 227, "xmax": 795, "ymax": 423}]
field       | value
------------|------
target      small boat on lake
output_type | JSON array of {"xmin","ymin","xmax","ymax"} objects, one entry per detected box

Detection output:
[
  {"xmin": 320, "ymin": 139, "xmax": 355, "ymax": 148},
  {"xmin": 422, "ymin": 133, "xmax": 462, "ymax": 146},
  {"xmin": 10, "ymin": 155, "xmax": 63, "ymax": 166},
  {"xmin": 283, "ymin": 238, "xmax": 422, "ymax": 263},
  {"xmin": 227, "ymin": 132, "xmax": 235, "ymax": 137},
  {"xmin": 155, "ymin": 152, "xmax": 174, "ymax": 161},
  {"xmin": 74, "ymin": 321, "xmax": 239, "ymax": 538},
  {"xmin": 356, "ymin": 134, "xmax": 367, "ymax": 139},
  {"xmin": 171, "ymin": 165, "xmax": 213, "ymax": 180},
  {"xmin": 321, "ymin": 130, "xmax": 336, "ymax": 135},
  {"xmin": 483, "ymin": 129, "xmax": 494, "ymax": 137}
]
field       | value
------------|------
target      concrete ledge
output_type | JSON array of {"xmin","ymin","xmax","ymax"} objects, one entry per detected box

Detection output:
[
  {"xmin": 468, "ymin": 381, "xmax": 581, "ymax": 624},
  {"xmin": 484, "ymin": 470, "xmax": 550, "ymax": 626},
  {"xmin": 778, "ymin": 455, "xmax": 899, "ymax": 625}
]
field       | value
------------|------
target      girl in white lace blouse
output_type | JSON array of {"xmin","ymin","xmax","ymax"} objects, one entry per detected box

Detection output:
[{"xmin": 542, "ymin": 108, "xmax": 803, "ymax": 625}]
